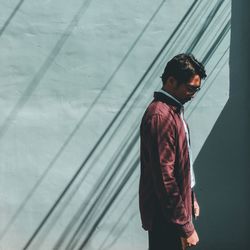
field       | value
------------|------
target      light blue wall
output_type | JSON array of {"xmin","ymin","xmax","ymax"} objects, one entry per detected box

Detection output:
[{"xmin": 0, "ymin": 0, "xmax": 235, "ymax": 249}]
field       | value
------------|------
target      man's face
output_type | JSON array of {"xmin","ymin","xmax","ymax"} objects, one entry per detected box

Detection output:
[{"xmin": 173, "ymin": 74, "xmax": 201, "ymax": 104}]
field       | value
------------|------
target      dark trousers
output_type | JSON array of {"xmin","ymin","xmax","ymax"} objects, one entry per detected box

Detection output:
[{"xmin": 148, "ymin": 212, "xmax": 185, "ymax": 250}]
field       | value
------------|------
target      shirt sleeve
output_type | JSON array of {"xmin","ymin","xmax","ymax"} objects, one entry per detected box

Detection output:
[{"xmin": 148, "ymin": 113, "xmax": 194, "ymax": 238}]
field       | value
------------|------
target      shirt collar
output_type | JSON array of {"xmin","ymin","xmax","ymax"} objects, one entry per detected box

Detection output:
[
  {"xmin": 153, "ymin": 90, "xmax": 183, "ymax": 113},
  {"xmin": 158, "ymin": 89, "xmax": 183, "ymax": 108}
]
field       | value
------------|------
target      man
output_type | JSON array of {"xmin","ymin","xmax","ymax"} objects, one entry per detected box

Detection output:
[{"xmin": 139, "ymin": 53, "xmax": 207, "ymax": 249}]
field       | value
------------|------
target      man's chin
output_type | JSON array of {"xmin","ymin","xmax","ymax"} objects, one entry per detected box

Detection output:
[{"xmin": 181, "ymin": 97, "xmax": 192, "ymax": 104}]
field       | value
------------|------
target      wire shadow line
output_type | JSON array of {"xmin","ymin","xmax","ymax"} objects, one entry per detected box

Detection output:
[
  {"xmin": 176, "ymin": 1, "xmax": 210, "ymax": 54},
  {"xmin": 0, "ymin": 0, "xmax": 92, "ymax": 141},
  {"xmin": 96, "ymin": 45, "xmax": 229, "ymax": 250},
  {"xmin": 51, "ymin": 0, "xmax": 224, "ymax": 247},
  {"xmin": 53, "ymin": 128, "xmax": 140, "ymax": 249},
  {"xmin": 58, "ymin": 83, "xmax": 198, "ymax": 248},
  {"xmin": 0, "ymin": 0, "xmax": 92, "ymax": 242},
  {"xmin": 76, "ymin": 6, "xmax": 231, "ymax": 248},
  {"xmin": 98, "ymin": 181, "xmax": 138, "ymax": 250},
  {"xmin": 186, "ymin": 0, "xmax": 225, "ymax": 54},
  {"xmin": 66, "ymin": 14, "xmax": 214, "ymax": 236},
  {"xmin": 184, "ymin": 17, "xmax": 231, "ymax": 112},
  {"xmin": 187, "ymin": 48, "xmax": 230, "ymax": 120},
  {"xmin": 64, "ymin": 2, "xmax": 221, "ymax": 244},
  {"xmin": 202, "ymin": 20, "xmax": 230, "ymax": 65},
  {"xmin": 80, "ymin": 0, "xmax": 166, "ymax": 122},
  {"xmin": 64, "ymin": 143, "xmax": 139, "ymax": 250},
  {"xmin": 184, "ymin": 18, "xmax": 231, "ymax": 112},
  {"xmin": 195, "ymin": 0, "xmax": 230, "ymax": 55},
  {"xmin": 78, "ymin": 157, "xmax": 139, "ymax": 250},
  {"xmin": 144, "ymin": 0, "xmax": 217, "ymax": 92},
  {"xmin": 61, "ymin": 130, "xmax": 139, "ymax": 249},
  {"xmin": 0, "ymin": 0, "xmax": 25, "ymax": 37},
  {"xmin": 151, "ymin": 0, "xmax": 202, "ymax": 69},
  {"xmin": 0, "ymin": 0, "xmax": 164, "ymax": 241},
  {"xmin": 44, "ymin": 100, "xmax": 141, "ymax": 246},
  {"xmin": 100, "ymin": 205, "xmax": 138, "ymax": 250},
  {"xmin": 151, "ymin": 1, "xmax": 229, "ymax": 107},
  {"xmin": 20, "ymin": 2, "xmax": 199, "ymax": 248}
]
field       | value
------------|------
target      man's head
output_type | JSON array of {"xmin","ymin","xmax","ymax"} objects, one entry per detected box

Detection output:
[{"xmin": 161, "ymin": 53, "xmax": 207, "ymax": 104}]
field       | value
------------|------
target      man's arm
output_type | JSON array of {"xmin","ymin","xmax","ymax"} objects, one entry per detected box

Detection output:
[{"xmin": 148, "ymin": 113, "xmax": 194, "ymax": 238}]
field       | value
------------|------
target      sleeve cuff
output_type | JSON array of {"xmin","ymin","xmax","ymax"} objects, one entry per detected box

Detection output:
[{"xmin": 177, "ymin": 220, "xmax": 195, "ymax": 238}]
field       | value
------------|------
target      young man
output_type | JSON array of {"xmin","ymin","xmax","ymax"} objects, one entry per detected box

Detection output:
[{"xmin": 139, "ymin": 53, "xmax": 207, "ymax": 250}]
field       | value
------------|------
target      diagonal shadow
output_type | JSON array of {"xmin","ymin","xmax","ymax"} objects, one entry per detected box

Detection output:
[
  {"xmin": 23, "ymin": 0, "xmax": 230, "ymax": 246},
  {"xmin": 0, "ymin": 0, "xmax": 93, "ymax": 240},
  {"xmin": 185, "ymin": 18, "xmax": 231, "ymax": 115},
  {"xmin": 78, "ymin": 157, "xmax": 139, "ymax": 250},
  {"xmin": 97, "ymin": 180, "xmax": 138, "ymax": 250},
  {"xmin": 77, "ymin": 6, "xmax": 232, "ymax": 248},
  {"xmin": 98, "ymin": 48, "xmax": 227, "ymax": 249},
  {"xmin": 0, "ymin": 0, "xmax": 91, "ymax": 239},
  {"xmin": 75, "ymin": 2, "xmax": 232, "ymax": 248},
  {"xmin": 95, "ymin": 174, "xmax": 139, "ymax": 250},
  {"xmin": 59, "ymin": 129, "xmax": 140, "ymax": 249},
  {"xmin": 15, "ymin": 2, "xmax": 200, "ymax": 248},
  {"xmin": 188, "ymin": 0, "xmax": 250, "ymax": 248},
  {"xmin": 187, "ymin": 48, "xmax": 229, "ymax": 119},
  {"xmin": 55, "ymin": 43, "xmax": 229, "ymax": 247},
  {"xmin": 31, "ymin": 122, "xmax": 140, "ymax": 249},
  {"xmin": 53, "ymin": 128, "xmax": 140, "ymax": 249},
  {"xmin": 64, "ymin": 152, "xmax": 140, "ymax": 250},
  {"xmin": 0, "ymin": 0, "xmax": 92, "ymax": 140},
  {"xmin": 27, "ymin": 0, "xmax": 232, "ymax": 246},
  {"xmin": 72, "ymin": 13, "xmax": 232, "ymax": 249},
  {"xmin": 202, "ymin": 20, "xmax": 230, "ymax": 65},
  {"xmin": 79, "ymin": 0, "xmax": 166, "ymax": 124},
  {"xmin": 98, "ymin": 198, "xmax": 138, "ymax": 250},
  {"xmin": 0, "ymin": 0, "xmax": 25, "ymax": 37},
  {"xmin": 49, "ymin": 24, "xmax": 228, "ymax": 250},
  {"xmin": 0, "ymin": 0, "xmax": 165, "ymax": 240},
  {"xmin": 186, "ymin": 0, "xmax": 225, "ymax": 54},
  {"xmin": 146, "ymin": 9, "xmax": 230, "ymax": 115},
  {"xmin": 91, "ymin": 37, "xmax": 231, "ymax": 250},
  {"xmin": 100, "ymin": 209, "xmax": 138, "ymax": 250},
  {"xmin": 144, "ymin": 0, "xmax": 226, "ymax": 95}
]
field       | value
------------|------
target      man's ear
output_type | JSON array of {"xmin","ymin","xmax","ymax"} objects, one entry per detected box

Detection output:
[{"xmin": 168, "ymin": 76, "xmax": 178, "ymax": 88}]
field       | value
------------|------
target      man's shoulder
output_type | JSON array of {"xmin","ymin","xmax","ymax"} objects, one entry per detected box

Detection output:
[
  {"xmin": 140, "ymin": 100, "xmax": 177, "ymax": 133},
  {"xmin": 144, "ymin": 100, "xmax": 174, "ymax": 119}
]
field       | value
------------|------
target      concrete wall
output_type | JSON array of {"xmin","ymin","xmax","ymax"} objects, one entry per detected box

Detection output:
[
  {"xmin": 0, "ymin": 0, "xmax": 246, "ymax": 249},
  {"xmin": 194, "ymin": 0, "xmax": 250, "ymax": 249}
]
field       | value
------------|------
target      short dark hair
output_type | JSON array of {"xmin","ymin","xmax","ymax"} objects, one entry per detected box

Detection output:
[{"xmin": 161, "ymin": 53, "xmax": 207, "ymax": 85}]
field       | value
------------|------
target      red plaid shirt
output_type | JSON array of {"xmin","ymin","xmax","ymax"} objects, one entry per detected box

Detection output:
[{"xmin": 139, "ymin": 91, "xmax": 197, "ymax": 238}]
